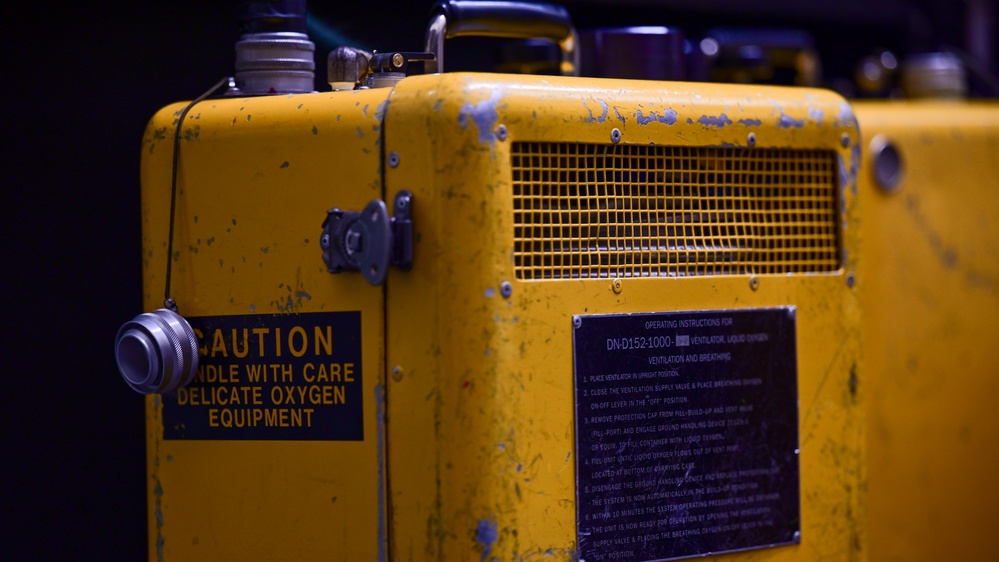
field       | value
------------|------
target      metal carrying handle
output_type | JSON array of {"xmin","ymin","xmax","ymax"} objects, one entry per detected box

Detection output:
[{"xmin": 424, "ymin": 0, "xmax": 579, "ymax": 75}]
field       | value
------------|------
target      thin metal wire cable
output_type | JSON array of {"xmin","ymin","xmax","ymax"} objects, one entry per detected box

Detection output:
[{"xmin": 164, "ymin": 76, "xmax": 231, "ymax": 311}]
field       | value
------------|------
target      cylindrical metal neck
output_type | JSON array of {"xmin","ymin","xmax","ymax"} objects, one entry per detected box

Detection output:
[{"xmin": 232, "ymin": 1, "xmax": 315, "ymax": 95}]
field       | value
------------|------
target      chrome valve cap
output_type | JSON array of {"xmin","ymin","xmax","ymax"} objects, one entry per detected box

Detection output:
[{"xmin": 115, "ymin": 308, "xmax": 199, "ymax": 394}]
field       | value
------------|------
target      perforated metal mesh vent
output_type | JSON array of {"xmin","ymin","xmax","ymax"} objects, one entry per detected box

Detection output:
[{"xmin": 511, "ymin": 142, "xmax": 840, "ymax": 280}]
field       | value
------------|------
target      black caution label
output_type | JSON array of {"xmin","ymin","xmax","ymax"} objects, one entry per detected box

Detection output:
[
  {"xmin": 573, "ymin": 308, "xmax": 800, "ymax": 561},
  {"xmin": 162, "ymin": 311, "xmax": 362, "ymax": 440}
]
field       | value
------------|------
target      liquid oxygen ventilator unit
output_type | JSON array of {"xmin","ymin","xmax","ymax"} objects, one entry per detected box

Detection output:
[{"xmin": 115, "ymin": 1, "xmax": 999, "ymax": 560}]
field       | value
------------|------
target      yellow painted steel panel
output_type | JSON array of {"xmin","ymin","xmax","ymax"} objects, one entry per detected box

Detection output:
[
  {"xmin": 383, "ymin": 73, "xmax": 863, "ymax": 561},
  {"xmin": 140, "ymin": 88, "xmax": 391, "ymax": 561},
  {"xmin": 855, "ymin": 101, "xmax": 999, "ymax": 562}
]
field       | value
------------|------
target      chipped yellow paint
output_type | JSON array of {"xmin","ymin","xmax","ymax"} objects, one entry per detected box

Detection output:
[
  {"xmin": 384, "ymin": 73, "xmax": 863, "ymax": 561},
  {"xmin": 855, "ymin": 101, "xmax": 999, "ymax": 562},
  {"xmin": 141, "ymin": 88, "xmax": 391, "ymax": 561}
]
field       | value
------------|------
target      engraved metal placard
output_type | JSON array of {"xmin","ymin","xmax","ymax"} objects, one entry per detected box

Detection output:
[{"xmin": 573, "ymin": 308, "xmax": 800, "ymax": 562}]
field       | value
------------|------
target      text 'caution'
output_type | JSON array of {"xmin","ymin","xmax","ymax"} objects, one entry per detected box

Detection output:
[{"xmin": 162, "ymin": 311, "xmax": 363, "ymax": 441}]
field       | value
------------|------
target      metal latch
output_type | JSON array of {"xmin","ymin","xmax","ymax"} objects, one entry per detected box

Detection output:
[{"xmin": 321, "ymin": 191, "xmax": 413, "ymax": 285}]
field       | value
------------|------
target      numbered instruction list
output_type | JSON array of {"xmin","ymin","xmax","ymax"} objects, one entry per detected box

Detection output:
[{"xmin": 572, "ymin": 308, "xmax": 799, "ymax": 562}]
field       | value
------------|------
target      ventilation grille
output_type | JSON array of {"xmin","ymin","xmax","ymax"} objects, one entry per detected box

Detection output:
[{"xmin": 511, "ymin": 142, "xmax": 840, "ymax": 280}]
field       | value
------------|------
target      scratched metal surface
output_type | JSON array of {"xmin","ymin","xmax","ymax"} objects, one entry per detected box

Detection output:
[
  {"xmin": 383, "ymin": 73, "xmax": 863, "ymax": 561},
  {"xmin": 855, "ymin": 101, "xmax": 999, "ymax": 562},
  {"xmin": 140, "ymin": 88, "xmax": 391, "ymax": 560}
]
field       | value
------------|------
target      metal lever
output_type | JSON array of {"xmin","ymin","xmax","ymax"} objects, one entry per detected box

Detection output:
[
  {"xmin": 321, "ymin": 191, "xmax": 413, "ymax": 285},
  {"xmin": 424, "ymin": 0, "xmax": 579, "ymax": 75}
]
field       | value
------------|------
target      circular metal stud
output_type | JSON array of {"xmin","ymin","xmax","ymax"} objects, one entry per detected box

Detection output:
[
  {"xmin": 870, "ymin": 135, "xmax": 903, "ymax": 193},
  {"xmin": 500, "ymin": 281, "xmax": 513, "ymax": 298}
]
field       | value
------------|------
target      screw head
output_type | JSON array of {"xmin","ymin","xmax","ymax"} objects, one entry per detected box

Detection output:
[
  {"xmin": 749, "ymin": 276, "xmax": 760, "ymax": 291},
  {"xmin": 612, "ymin": 278, "xmax": 623, "ymax": 294},
  {"xmin": 500, "ymin": 281, "xmax": 513, "ymax": 298},
  {"xmin": 388, "ymin": 151, "xmax": 400, "ymax": 168},
  {"xmin": 747, "ymin": 132, "xmax": 757, "ymax": 146},
  {"xmin": 391, "ymin": 365, "xmax": 404, "ymax": 382},
  {"xmin": 611, "ymin": 128, "xmax": 621, "ymax": 144},
  {"xmin": 320, "ymin": 233, "xmax": 330, "ymax": 249},
  {"xmin": 391, "ymin": 53, "xmax": 405, "ymax": 69},
  {"xmin": 846, "ymin": 272, "xmax": 856, "ymax": 288},
  {"xmin": 573, "ymin": 316, "xmax": 582, "ymax": 329},
  {"xmin": 841, "ymin": 133, "xmax": 851, "ymax": 148},
  {"xmin": 496, "ymin": 124, "xmax": 508, "ymax": 141}
]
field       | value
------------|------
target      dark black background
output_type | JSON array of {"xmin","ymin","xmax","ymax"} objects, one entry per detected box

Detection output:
[{"xmin": 2, "ymin": 1, "xmax": 992, "ymax": 559}]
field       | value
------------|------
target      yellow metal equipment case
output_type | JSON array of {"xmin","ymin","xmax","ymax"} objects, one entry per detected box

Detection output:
[
  {"xmin": 139, "ymin": 71, "xmax": 864, "ymax": 561},
  {"xmin": 855, "ymin": 102, "xmax": 999, "ymax": 562}
]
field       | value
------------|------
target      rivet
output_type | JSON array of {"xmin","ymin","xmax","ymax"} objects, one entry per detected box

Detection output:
[
  {"xmin": 388, "ymin": 151, "xmax": 400, "ymax": 168},
  {"xmin": 612, "ymin": 278, "xmax": 623, "ymax": 294},
  {"xmin": 573, "ymin": 316, "xmax": 582, "ymax": 329},
  {"xmin": 497, "ymin": 124, "xmax": 508, "ymax": 141},
  {"xmin": 320, "ymin": 234, "xmax": 330, "ymax": 249},
  {"xmin": 749, "ymin": 276, "xmax": 760, "ymax": 291},
  {"xmin": 846, "ymin": 272, "xmax": 856, "ymax": 288},
  {"xmin": 841, "ymin": 133, "xmax": 851, "ymax": 148},
  {"xmin": 611, "ymin": 128, "xmax": 621, "ymax": 144},
  {"xmin": 870, "ymin": 135, "xmax": 903, "ymax": 193},
  {"xmin": 500, "ymin": 281, "xmax": 513, "ymax": 298},
  {"xmin": 391, "ymin": 365, "xmax": 404, "ymax": 382},
  {"xmin": 747, "ymin": 132, "xmax": 757, "ymax": 147}
]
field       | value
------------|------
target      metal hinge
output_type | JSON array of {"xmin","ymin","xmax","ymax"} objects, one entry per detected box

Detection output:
[{"xmin": 321, "ymin": 191, "xmax": 413, "ymax": 285}]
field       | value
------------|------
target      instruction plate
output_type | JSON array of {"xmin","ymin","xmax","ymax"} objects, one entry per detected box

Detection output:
[
  {"xmin": 573, "ymin": 308, "xmax": 800, "ymax": 561},
  {"xmin": 162, "ymin": 311, "xmax": 362, "ymax": 440}
]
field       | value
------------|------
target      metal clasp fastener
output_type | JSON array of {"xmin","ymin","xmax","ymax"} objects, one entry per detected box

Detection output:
[{"xmin": 321, "ymin": 191, "xmax": 413, "ymax": 285}]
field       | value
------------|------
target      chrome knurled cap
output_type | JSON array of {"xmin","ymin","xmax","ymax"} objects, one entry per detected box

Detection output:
[{"xmin": 115, "ymin": 308, "xmax": 199, "ymax": 394}]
